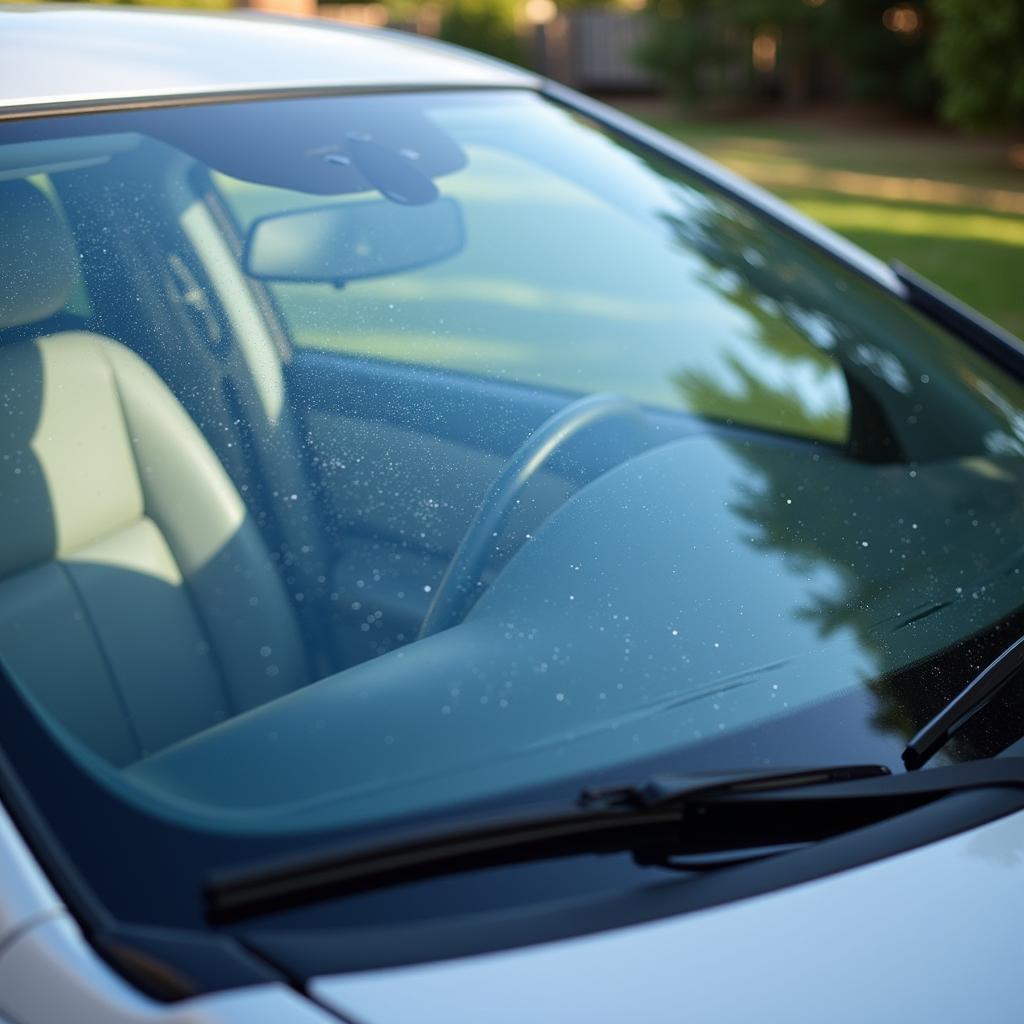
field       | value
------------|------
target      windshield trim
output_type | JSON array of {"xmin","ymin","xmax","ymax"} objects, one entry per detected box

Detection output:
[
  {"xmin": 0, "ymin": 82, "xmax": 535, "ymax": 124},
  {"xmin": 892, "ymin": 260, "xmax": 1024, "ymax": 378}
]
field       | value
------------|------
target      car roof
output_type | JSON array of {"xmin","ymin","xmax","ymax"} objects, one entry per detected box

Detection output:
[{"xmin": 0, "ymin": 4, "xmax": 536, "ymax": 119}]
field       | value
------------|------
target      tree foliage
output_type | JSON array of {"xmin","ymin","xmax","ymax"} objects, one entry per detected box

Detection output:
[
  {"xmin": 931, "ymin": 0, "xmax": 1024, "ymax": 130},
  {"xmin": 438, "ymin": 0, "xmax": 526, "ymax": 67},
  {"xmin": 26, "ymin": 0, "xmax": 233, "ymax": 7},
  {"xmin": 640, "ymin": 0, "xmax": 935, "ymax": 113}
]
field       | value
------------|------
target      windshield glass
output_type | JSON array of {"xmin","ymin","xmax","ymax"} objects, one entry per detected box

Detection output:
[{"xmin": 3, "ymin": 90, "xmax": 1024, "ymax": 854}]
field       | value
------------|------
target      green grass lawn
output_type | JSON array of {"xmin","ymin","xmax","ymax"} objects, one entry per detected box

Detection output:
[{"xmin": 620, "ymin": 104, "xmax": 1024, "ymax": 339}]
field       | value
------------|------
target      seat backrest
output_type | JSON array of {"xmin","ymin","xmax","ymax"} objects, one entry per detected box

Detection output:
[{"xmin": 0, "ymin": 178, "xmax": 308, "ymax": 765}]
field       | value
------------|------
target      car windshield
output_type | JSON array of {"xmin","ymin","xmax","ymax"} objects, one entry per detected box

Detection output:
[{"xmin": 3, "ymin": 89, "xmax": 1024, "ymax": 858}]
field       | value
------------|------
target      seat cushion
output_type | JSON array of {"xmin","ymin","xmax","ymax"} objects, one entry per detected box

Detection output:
[{"xmin": 0, "ymin": 332, "xmax": 308, "ymax": 764}]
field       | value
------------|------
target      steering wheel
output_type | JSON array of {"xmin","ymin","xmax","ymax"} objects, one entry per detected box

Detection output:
[{"xmin": 418, "ymin": 392, "xmax": 643, "ymax": 639}]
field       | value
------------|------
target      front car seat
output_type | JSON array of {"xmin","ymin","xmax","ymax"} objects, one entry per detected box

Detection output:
[{"xmin": 0, "ymin": 178, "xmax": 308, "ymax": 767}]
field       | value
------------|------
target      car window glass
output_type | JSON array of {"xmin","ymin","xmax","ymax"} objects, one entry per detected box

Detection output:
[
  {"xmin": 213, "ymin": 99, "xmax": 850, "ymax": 445},
  {"xmin": 3, "ymin": 93, "xmax": 1024, "ymax": 847}
]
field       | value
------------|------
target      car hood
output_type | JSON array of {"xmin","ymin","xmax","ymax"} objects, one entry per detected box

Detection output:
[{"xmin": 310, "ymin": 805, "xmax": 1024, "ymax": 1023}]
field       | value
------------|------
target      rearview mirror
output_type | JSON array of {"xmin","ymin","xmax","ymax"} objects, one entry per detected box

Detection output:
[{"xmin": 243, "ymin": 196, "xmax": 463, "ymax": 285}]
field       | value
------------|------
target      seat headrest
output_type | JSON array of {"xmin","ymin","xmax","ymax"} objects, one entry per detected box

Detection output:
[{"xmin": 0, "ymin": 179, "xmax": 77, "ymax": 331}]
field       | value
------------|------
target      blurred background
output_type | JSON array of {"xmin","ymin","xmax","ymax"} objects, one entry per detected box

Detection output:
[{"xmin": 40, "ymin": 0, "xmax": 1024, "ymax": 336}]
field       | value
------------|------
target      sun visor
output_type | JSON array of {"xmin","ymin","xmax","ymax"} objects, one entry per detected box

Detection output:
[{"xmin": 148, "ymin": 95, "xmax": 467, "ymax": 196}]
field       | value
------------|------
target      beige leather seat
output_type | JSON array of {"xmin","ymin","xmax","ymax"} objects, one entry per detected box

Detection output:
[{"xmin": 0, "ymin": 178, "xmax": 308, "ymax": 766}]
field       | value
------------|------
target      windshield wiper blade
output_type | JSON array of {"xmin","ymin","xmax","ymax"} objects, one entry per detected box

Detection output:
[
  {"xmin": 205, "ymin": 763, "xmax": 891, "ymax": 923},
  {"xmin": 204, "ymin": 758, "xmax": 1024, "ymax": 923},
  {"xmin": 903, "ymin": 634, "xmax": 1024, "ymax": 771}
]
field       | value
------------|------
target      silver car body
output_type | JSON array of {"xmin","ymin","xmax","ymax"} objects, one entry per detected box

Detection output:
[{"xmin": 0, "ymin": 7, "xmax": 1020, "ymax": 1022}]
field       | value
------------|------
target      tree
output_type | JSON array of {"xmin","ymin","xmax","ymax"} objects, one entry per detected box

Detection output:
[
  {"xmin": 639, "ymin": 0, "xmax": 936, "ymax": 113},
  {"xmin": 828, "ymin": 1, "xmax": 936, "ymax": 113},
  {"xmin": 24, "ymin": 0, "xmax": 232, "ymax": 6},
  {"xmin": 639, "ymin": 0, "xmax": 828, "ymax": 105},
  {"xmin": 439, "ymin": 0, "xmax": 526, "ymax": 67},
  {"xmin": 932, "ymin": 0, "xmax": 1024, "ymax": 131}
]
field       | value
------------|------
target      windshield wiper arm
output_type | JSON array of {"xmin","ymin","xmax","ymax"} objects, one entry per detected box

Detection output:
[
  {"xmin": 903, "ymin": 634, "xmax": 1024, "ymax": 771},
  {"xmin": 205, "ymin": 763, "xmax": 891, "ymax": 923},
  {"xmin": 204, "ymin": 758, "xmax": 1024, "ymax": 923}
]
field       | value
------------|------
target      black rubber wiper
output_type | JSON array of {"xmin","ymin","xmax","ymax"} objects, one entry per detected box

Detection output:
[
  {"xmin": 205, "ymin": 758, "xmax": 1024, "ymax": 923},
  {"xmin": 205, "ymin": 763, "xmax": 894, "ymax": 922},
  {"xmin": 903, "ymin": 634, "xmax": 1024, "ymax": 770}
]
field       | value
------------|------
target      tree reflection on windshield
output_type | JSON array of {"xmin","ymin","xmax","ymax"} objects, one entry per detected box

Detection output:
[{"xmin": 660, "ymin": 188, "xmax": 1024, "ymax": 755}]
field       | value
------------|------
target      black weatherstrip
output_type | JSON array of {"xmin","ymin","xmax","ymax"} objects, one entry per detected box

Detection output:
[{"xmin": 892, "ymin": 260, "xmax": 1024, "ymax": 378}]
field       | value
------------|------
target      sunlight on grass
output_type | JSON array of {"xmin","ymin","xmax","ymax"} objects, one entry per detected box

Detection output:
[
  {"xmin": 790, "ymin": 199, "xmax": 1024, "ymax": 246},
  {"xmin": 625, "ymin": 107, "xmax": 1024, "ymax": 339},
  {"xmin": 715, "ymin": 155, "xmax": 1024, "ymax": 215}
]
